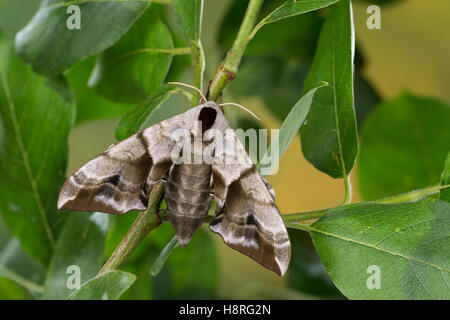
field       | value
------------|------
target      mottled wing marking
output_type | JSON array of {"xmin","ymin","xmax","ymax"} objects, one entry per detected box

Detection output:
[
  {"xmin": 210, "ymin": 110, "xmax": 291, "ymax": 276},
  {"xmin": 57, "ymin": 109, "xmax": 195, "ymax": 214}
]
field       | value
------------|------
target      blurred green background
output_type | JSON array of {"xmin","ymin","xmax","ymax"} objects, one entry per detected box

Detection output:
[{"xmin": 0, "ymin": 0, "xmax": 449, "ymax": 299}]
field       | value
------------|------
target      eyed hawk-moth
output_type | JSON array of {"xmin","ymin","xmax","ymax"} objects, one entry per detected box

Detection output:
[{"xmin": 58, "ymin": 101, "xmax": 291, "ymax": 276}]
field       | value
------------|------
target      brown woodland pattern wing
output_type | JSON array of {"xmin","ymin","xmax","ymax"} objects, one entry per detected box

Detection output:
[
  {"xmin": 210, "ymin": 111, "xmax": 291, "ymax": 276},
  {"xmin": 57, "ymin": 111, "xmax": 193, "ymax": 214}
]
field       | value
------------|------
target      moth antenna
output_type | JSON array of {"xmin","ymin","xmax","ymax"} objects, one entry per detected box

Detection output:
[
  {"xmin": 168, "ymin": 82, "xmax": 207, "ymax": 104},
  {"xmin": 218, "ymin": 102, "xmax": 261, "ymax": 121}
]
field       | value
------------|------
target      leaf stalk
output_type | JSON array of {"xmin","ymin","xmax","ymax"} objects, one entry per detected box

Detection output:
[{"xmin": 98, "ymin": 183, "xmax": 165, "ymax": 276}]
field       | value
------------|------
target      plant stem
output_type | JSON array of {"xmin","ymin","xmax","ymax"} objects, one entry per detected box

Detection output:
[
  {"xmin": 189, "ymin": 0, "xmax": 205, "ymax": 105},
  {"xmin": 190, "ymin": 40, "xmax": 205, "ymax": 105},
  {"xmin": 282, "ymin": 209, "xmax": 327, "ymax": 223},
  {"xmin": 98, "ymin": 182, "xmax": 165, "ymax": 276},
  {"xmin": 207, "ymin": 0, "xmax": 264, "ymax": 101},
  {"xmin": 343, "ymin": 174, "xmax": 352, "ymax": 204},
  {"xmin": 285, "ymin": 222, "xmax": 313, "ymax": 232},
  {"xmin": 282, "ymin": 183, "xmax": 450, "ymax": 228},
  {"xmin": 374, "ymin": 184, "xmax": 447, "ymax": 204}
]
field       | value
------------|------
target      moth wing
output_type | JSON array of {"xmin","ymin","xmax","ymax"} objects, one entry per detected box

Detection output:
[
  {"xmin": 210, "ymin": 111, "xmax": 291, "ymax": 276},
  {"xmin": 58, "ymin": 112, "xmax": 191, "ymax": 214}
]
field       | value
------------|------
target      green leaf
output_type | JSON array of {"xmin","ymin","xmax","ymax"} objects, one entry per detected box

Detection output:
[
  {"xmin": 287, "ymin": 230, "xmax": 343, "ymax": 298},
  {"xmin": 228, "ymin": 56, "xmax": 311, "ymax": 122},
  {"xmin": 258, "ymin": 83, "xmax": 327, "ymax": 175},
  {"xmin": 441, "ymin": 152, "xmax": 450, "ymax": 202},
  {"xmin": 172, "ymin": 0, "xmax": 203, "ymax": 42},
  {"xmin": 229, "ymin": 59, "xmax": 378, "ymax": 130},
  {"xmin": 165, "ymin": 33, "xmax": 192, "ymax": 83},
  {"xmin": 0, "ymin": 238, "xmax": 46, "ymax": 295},
  {"xmin": 42, "ymin": 213, "xmax": 109, "ymax": 299},
  {"xmin": 66, "ymin": 57, "xmax": 132, "ymax": 124},
  {"xmin": 307, "ymin": 198, "xmax": 450, "ymax": 299},
  {"xmin": 257, "ymin": 0, "xmax": 338, "ymax": 25},
  {"xmin": 0, "ymin": 277, "xmax": 34, "ymax": 299},
  {"xmin": 88, "ymin": 9, "xmax": 176, "ymax": 104},
  {"xmin": 149, "ymin": 235, "xmax": 179, "ymax": 276},
  {"xmin": 0, "ymin": 34, "xmax": 75, "ymax": 265},
  {"xmin": 172, "ymin": 0, "xmax": 204, "ymax": 102},
  {"xmin": 359, "ymin": 93, "xmax": 450, "ymax": 200},
  {"xmin": 218, "ymin": 1, "xmax": 324, "ymax": 59},
  {"xmin": 150, "ymin": 2, "xmax": 191, "ymax": 83},
  {"xmin": 115, "ymin": 83, "xmax": 181, "ymax": 141},
  {"xmin": 0, "ymin": 216, "xmax": 11, "ymax": 248},
  {"xmin": 15, "ymin": 0, "xmax": 149, "ymax": 76},
  {"xmin": 300, "ymin": 0, "xmax": 358, "ymax": 179},
  {"xmin": 69, "ymin": 270, "xmax": 136, "ymax": 300}
]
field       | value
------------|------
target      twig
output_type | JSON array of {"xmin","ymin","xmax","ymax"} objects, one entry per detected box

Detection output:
[
  {"xmin": 207, "ymin": 0, "xmax": 264, "ymax": 101},
  {"xmin": 98, "ymin": 183, "xmax": 165, "ymax": 276}
]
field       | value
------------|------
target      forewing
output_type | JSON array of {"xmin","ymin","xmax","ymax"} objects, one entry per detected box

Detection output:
[
  {"xmin": 58, "ymin": 111, "xmax": 193, "ymax": 214},
  {"xmin": 210, "ymin": 111, "xmax": 291, "ymax": 276}
]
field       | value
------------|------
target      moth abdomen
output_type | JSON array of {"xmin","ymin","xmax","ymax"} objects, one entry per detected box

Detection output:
[{"xmin": 165, "ymin": 163, "xmax": 213, "ymax": 246}]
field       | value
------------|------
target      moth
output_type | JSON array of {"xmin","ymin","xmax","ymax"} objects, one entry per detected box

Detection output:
[{"xmin": 58, "ymin": 100, "xmax": 291, "ymax": 276}]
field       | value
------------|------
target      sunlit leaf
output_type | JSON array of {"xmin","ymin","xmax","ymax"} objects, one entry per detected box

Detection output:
[
  {"xmin": 300, "ymin": 0, "xmax": 358, "ymax": 178},
  {"xmin": 305, "ymin": 198, "xmax": 450, "ymax": 299},
  {"xmin": 15, "ymin": 0, "xmax": 149, "ymax": 76}
]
